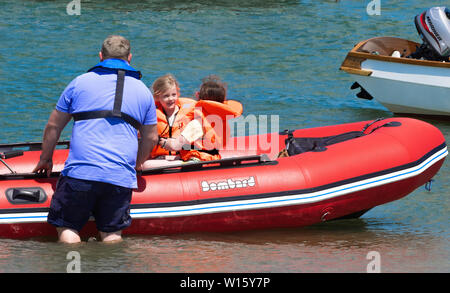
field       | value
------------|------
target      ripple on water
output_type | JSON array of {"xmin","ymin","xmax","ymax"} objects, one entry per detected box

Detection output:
[{"xmin": 0, "ymin": 0, "xmax": 448, "ymax": 273}]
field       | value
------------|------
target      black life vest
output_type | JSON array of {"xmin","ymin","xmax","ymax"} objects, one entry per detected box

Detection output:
[{"xmin": 71, "ymin": 66, "xmax": 142, "ymax": 130}]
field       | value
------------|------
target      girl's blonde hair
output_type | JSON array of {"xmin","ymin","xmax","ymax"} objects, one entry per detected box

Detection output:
[{"xmin": 151, "ymin": 74, "xmax": 180, "ymax": 97}]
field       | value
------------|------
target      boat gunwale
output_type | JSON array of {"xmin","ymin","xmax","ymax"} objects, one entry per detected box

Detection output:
[
  {"xmin": 341, "ymin": 37, "xmax": 450, "ymax": 73},
  {"xmin": 0, "ymin": 141, "xmax": 446, "ymax": 219},
  {"xmin": 0, "ymin": 154, "xmax": 277, "ymax": 179}
]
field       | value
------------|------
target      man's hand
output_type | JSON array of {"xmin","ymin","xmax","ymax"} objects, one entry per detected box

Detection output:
[{"xmin": 32, "ymin": 158, "xmax": 53, "ymax": 177}]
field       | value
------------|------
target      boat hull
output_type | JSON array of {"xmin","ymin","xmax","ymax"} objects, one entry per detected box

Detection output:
[
  {"xmin": 341, "ymin": 37, "xmax": 450, "ymax": 116},
  {"xmin": 0, "ymin": 118, "xmax": 447, "ymax": 239},
  {"xmin": 352, "ymin": 59, "xmax": 450, "ymax": 116},
  {"xmin": 0, "ymin": 160, "xmax": 444, "ymax": 239}
]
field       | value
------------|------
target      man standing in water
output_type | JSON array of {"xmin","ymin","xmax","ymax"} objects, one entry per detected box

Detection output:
[{"xmin": 33, "ymin": 35, "xmax": 158, "ymax": 243}]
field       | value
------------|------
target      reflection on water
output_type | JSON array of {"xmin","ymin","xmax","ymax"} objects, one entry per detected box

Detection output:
[
  {"xmin": 94, "ymin": 0, "xmax": 302, "ymax": 11},
  {"xmin": 0, "ymin": 0, "xmax": 449, "ymax": 273},
  {"xmin": 0, "ymin": 218, "xmax": 446, "ymax": 273}
]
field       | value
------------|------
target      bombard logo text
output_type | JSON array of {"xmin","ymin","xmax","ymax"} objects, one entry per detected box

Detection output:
[{"xmin": 201, "ymin": 176, "xmax": 256, "ymax": 192}]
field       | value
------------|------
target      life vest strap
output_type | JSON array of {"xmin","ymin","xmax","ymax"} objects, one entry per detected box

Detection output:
[
  {"xmin": 72, "ymin": 110, "xmax": 141, "ymax": 130},
  {"xmin": 72, "ymin": 69, "xmax": 142, "ymax": 130}
]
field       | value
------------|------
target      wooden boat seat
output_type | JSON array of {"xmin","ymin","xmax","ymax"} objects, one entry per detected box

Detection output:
[{"xmin": 356, "ymin": 37, "xmax": 419, "ymax": 57}]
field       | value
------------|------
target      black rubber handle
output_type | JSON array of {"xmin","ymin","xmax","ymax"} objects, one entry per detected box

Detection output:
[{"xmin": 12, "ymin": 189, "xmax": 41, "ymax": 202}]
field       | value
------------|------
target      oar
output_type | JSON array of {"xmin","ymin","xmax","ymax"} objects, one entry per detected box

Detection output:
[
  {"xmin": 0, "ymin": 157, "xmax": 16, "ymax": 174},
  {"xmin": 0, "ymin": 150, "xmax": 25, "ymax": 174},
  {"xmin": 0, "ymin": 171, "xmax": 61, "ymax": 179}
]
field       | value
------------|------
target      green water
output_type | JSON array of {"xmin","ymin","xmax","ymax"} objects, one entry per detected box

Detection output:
[{"xmin": 0, "ymin": 0, "xmax": 448, "ymax": 273}]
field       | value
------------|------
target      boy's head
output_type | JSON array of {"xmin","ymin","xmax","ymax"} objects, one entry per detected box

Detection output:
[{"xmin": 198, "ymin": 75, "xmax": 227, "ymax": 103}]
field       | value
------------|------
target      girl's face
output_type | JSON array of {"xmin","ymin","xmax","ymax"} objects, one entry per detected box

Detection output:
[{"xmin": 157, "ymin": 85, "xmax": 178, "ymax": 114}]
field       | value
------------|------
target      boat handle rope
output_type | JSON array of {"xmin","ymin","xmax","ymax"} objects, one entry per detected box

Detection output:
[
  {"xmin": 362, "ymin": 118, "xmax": 402, "ymax": 134},
  {"xmin": 362, "ymin": 117, "xmax": 387, "ymax": 133},
  {"xmin": 367, "ymin": 121, "xmax": 402, "ymax": 134}
]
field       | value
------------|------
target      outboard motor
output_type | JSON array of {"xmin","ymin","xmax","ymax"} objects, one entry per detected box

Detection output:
[{"xmin": 408, "ymin": 7, "xmax": 450, "ymax": 61}]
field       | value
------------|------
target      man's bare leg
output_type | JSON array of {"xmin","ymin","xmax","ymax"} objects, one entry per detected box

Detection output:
[
  {"xmin": 57, "ymin": 227, "xmax": 81, "ymax": 244},
  {"xmin": 99, "ymin": 231, "xmax": 123, "ymax": 243}
]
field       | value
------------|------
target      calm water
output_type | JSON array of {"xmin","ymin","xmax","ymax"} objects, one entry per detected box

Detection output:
[{"xmin": 0, "ymin": 0, "xmax": 448, "ymax": 273}]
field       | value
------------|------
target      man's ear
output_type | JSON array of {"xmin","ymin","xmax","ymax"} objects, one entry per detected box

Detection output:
[
  {"xmin": 128, "ymin": 53, "xmax": 133, "ymax": 63},
  {"xmin": 99, "ymin": 51, "xmax": 103, "ymax": 61}
]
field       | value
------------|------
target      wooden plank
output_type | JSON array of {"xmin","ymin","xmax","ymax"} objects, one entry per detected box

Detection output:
[
  {"xmin": 339, "ymin": 53, "xmax": 372, "ymax": 76},
  {"xmin": 340, "ymin": 66, "xmax": 372, "ymax": 76},
  {"xmin": 348, "ymin": 51, "xmax": 450, "ymax": 69}
]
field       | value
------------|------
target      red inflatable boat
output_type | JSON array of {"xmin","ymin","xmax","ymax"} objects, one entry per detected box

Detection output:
[{"xmin": 0, "ymin": 117, "xmax": 447, "ymax": 239}]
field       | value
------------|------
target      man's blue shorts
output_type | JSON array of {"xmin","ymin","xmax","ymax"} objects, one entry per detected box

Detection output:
[{"xmin": 47, "ymin": 176, "xmax": 132, "ymax": 233}]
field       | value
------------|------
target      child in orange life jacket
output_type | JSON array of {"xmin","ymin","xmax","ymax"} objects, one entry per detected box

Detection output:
[
  {"xmin": 160, "ymin": 75, "xmax": 243, "ymax": 161},
  {"xmin": 149, "ymin": 74, "xmax": 196, "ymax": 160}
]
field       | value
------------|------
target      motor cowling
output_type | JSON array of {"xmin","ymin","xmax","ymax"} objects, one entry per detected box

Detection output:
[{"xmin": 412, "ymin": 7, "xmax": 450, "ymax": 60}]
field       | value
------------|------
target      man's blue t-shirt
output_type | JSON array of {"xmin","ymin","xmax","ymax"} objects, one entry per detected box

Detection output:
[{"xmin": 56, "ymin": 59, "xmax": 156, "ymax": 188}]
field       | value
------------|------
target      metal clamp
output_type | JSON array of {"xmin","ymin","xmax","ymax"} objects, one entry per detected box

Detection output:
[{"xmin": 425, "ymin": 179, "xmax": 434, "ymax": 192}]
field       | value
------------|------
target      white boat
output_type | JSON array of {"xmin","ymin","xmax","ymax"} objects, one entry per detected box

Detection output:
[
  {"xmin": 340, "ymin": 7, "xmax": 450, "ymax": 117},
  {"xmin": 340, "ymin": 36, "xmax": 450, "ymax": 117}
]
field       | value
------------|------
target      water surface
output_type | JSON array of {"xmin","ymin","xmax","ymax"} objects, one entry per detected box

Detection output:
[{"xmin": 0, "ymin": 0, "xmax": 448, "ymax": 273}]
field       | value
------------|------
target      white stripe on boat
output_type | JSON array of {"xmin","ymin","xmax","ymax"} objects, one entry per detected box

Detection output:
[{"xmin": 0, "ymin": 146, "xmax": 447, "ymax": 223}]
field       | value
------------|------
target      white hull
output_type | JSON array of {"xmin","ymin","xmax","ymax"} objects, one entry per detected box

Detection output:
[
  {"xmin": 353, "ymin": 59, "xmax": 450, "ymax": 116},
  {"xmin": 341, "ymin": 37, "xmax": 450, "ymax": 117}
]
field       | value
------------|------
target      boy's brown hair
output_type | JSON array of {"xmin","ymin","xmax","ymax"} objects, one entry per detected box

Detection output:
[{"xmin": 198, "ymin": 75, "xmax": 227, "ymax": 103}]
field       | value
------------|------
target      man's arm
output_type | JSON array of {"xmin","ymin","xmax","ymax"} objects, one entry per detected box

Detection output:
[
  {"xmin": 32, "ymin": 109, "xmax": 72, "ymax": 176},
  {"xmin": 136, "ymin": 124, "xmax": 158, "ymax": 171}
]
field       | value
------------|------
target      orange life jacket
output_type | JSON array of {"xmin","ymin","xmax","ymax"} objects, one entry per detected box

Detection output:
[
  {"xmin": 150, "ymin": 97, "xmax": 196, "ymax": 158},
  {"xmin": 179, "ymin": 99, "xmax": 243, "ymax": 161}
]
